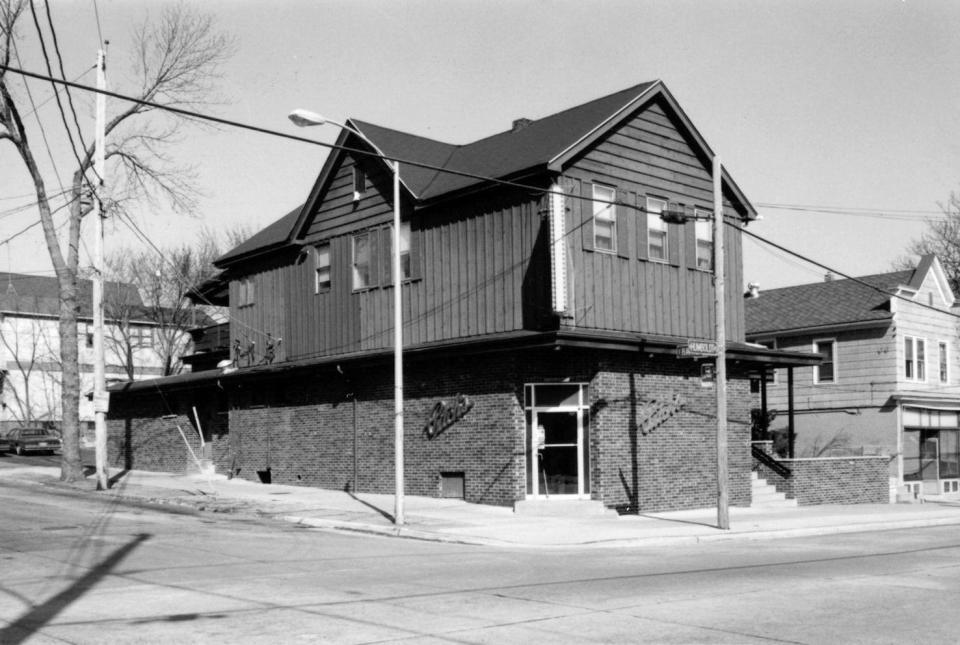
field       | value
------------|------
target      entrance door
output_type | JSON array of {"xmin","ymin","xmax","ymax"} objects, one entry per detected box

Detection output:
[
  {"xmin": 536, "ymin": 411, "xmax": 579, "ymax": 495},
  {"xmin": 525, "ymin": 383, "xmax": 589, "ymax": 499}
]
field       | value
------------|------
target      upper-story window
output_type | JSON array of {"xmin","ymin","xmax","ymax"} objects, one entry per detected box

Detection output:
[
  {"xmin": 905, "ymin": 336, "xmax": 926, "ymax": 382},
  {"xmin": 694, "ymin": 211, "xmax": 713, "ymax": 271},
  {"xmin": 352, "ymin": 232, "xmax": 373, "ymax": 290},
  {"xmin": 646, "ymin": 197, "xmax": 668, "ymax": 262},
  {"xmin": 592, "ymin": 184, "xmax": 616, "ymax": 252},
  {"xmin": 396, "ymin": 220, "xmax": 411, "ymax": 282},
  {"xmin": 130, "ymin": 325, "xmax": 154, "ymax": 349},
  {"xmin": 940, "ymin": 341, "xmax": 949, "ymax": 384},
  {"xmin": 314, "ymin": 243, "xmax": 331, "ymax": 293},
  {"xmin": 814, "ymin": 338, "xmax": 836, "ymax": 384},
  {"xmin": 80, "ymin": 322, "xmax": 93, "ymax": 348},
  {"xmin": 352, "ymin": 165, "xmax": 366, "ymax": 201},
  {"xmin": 237, "ymin": 278, "xmax": 255, "ymax": 307}
]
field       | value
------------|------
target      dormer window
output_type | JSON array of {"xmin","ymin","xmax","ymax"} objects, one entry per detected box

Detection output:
[{"xmin": 352, "ymin": 165, "xmax": 366, "ymax": 202}]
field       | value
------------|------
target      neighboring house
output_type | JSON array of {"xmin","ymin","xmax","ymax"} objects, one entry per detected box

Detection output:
[
  {"xmin": 0, "ymin": 272, "xmax": 183, "ymax": 439},
  {"xmin": 745, "ymin": 255, "xmax": 960, "ymax": 498},
  {"xmin": 110, "ymin": 81, "xmax": 815, "ymax": 512}
]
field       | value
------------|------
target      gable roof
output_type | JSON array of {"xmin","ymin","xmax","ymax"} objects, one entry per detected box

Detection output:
[
  {"xmin": 745, "ymin": 269, "xmax": 919, "ymax": 336},
  {"xmin": 216, "ymin": 205, "xmax": 302, "ymax": 265},
  {"xmin": 0, "ymin": 272, "xmax": 144, "ymax": 319},
  {"xmin": 223, "ymin": 80, "xmax": 757, "ymax": 265}
]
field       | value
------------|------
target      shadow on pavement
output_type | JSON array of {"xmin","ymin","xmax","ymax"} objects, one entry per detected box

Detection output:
[{"xmin": 0, "ymin": 532, "xmax": 150, "ymax": 644}]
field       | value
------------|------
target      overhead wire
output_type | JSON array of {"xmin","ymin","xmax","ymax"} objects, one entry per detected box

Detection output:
[
  {"xmin": 26, "ymin": 0, "xmax": 98, "ymax": 193},
  {"xmin": 4, "ymin": 62, "xmax": 956, "ymax": 355}
]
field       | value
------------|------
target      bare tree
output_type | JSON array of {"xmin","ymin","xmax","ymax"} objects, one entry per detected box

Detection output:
[
  {"xmin": 0, "ymin": 1, "xmax": 234, "ymax": 481},
  {"xmin": 0, "ymin": 303, "xmax": 61, "ymax": 429},
  {"xmin": 897, "ymin": 191, "xmax": 960, "ymax": 297},
  {"xmin": 103, "ymin": 229, "xmax": 232, "ymax": 379}
]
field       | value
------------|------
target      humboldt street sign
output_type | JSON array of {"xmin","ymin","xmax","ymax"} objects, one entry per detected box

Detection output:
[{"xmin": 676, "ymin": 340, "xmax": 719, "ymax": 358}]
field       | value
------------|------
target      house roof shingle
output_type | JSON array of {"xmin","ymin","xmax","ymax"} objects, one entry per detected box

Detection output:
[
  {"xmin": 0, "ymin": 272, "xmax": 144, "ymax": 319},
  {"xmin": 744, "ymin": 269, "xmax": 915, "ymax": 336}
]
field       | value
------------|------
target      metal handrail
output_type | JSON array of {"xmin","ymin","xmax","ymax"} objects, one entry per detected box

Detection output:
[{"xmin": 751, "ymin": 444, "xmax": 792, "ymax": 479}]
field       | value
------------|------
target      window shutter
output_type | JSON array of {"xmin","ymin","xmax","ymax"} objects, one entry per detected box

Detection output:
[
  {"xmin": 637, "ymin": 195, "xmax": 648, "ymax": 261},
  {"xmin": 668, "ymin": 222, "xmax": 681, "ymax": 266},
  {"xmin": 684, "ymin": 219, "xmax": 697, "ymax": 269},
  {"xmin": 616, "ymin": 189, "xmax": 632, "ymax": 259},
  {"xmin": 581, "ymin": 181, "xmax": 594, "ymax": 251}
]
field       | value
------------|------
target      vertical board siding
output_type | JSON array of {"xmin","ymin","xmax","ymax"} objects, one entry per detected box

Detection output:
[
  {"xmin": 282, "ymin": 190, "xmax": 547, "ymax": 361},
  {"xmin": 566, "ymin": 97, "xmax": 747, "ymax": 342},
  {"xmin": 230, "ymin": 259, "xmax": 288, "ymax": 365}
]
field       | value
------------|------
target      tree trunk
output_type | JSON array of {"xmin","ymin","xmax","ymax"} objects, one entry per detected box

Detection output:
[{"xmin": 57, "ymin": 268, "xmax": 83, "ymax": 482}]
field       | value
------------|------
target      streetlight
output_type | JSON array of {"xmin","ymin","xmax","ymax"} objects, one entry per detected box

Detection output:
[{"xmin": 288, "ymin": 108, "xmax": 405, "ymax": 526}]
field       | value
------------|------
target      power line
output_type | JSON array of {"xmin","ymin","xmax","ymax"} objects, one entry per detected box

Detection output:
[
  {"xmin": 42, "ymin": 0, "xmax": 95, "ymax": 173},
  {"xmin": 91, "ymin": 0, "xmax": 105, "ymax": 47},
  {"xmin": 737, "ymin": 223, "xmax": 960, "ymax": 321},
  {"xmin": 26, "ymin": 0, "xmax": 98, "ymax": 191},
  {"xmin": 757, "ymin": 202, "xmax": 945, "ymax": 216}
]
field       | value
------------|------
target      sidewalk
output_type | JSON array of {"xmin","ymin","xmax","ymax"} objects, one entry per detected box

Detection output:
[{"xmin": 4, "ymin": 462, "xmax": 960, "ymax": 548}]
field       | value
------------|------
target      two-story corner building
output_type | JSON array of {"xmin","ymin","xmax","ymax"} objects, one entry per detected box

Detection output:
[
  {"xmin": 109, "ymin": 81, "xmax": 815, "ymax": 513},
  {"xmin": 745, "ymin": 255, "xmax": 960, "ymax": 498},
  {"xmin": 0, "ymin": 272, "xmax": 181, "ymax": 440}
]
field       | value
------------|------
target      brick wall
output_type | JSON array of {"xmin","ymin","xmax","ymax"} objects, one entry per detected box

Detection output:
[
  {"xmin": 226, "ymin": 355, "xmax": 525, "ymax": 506},
  {"xmin": 758, "ymin": 456, "xmax": 890, "ymax": 505},
  {"xmin": 587, "ymin": 352, "xmax": 753, "ymax": 513},
  {"xmin": 109, "ymin": 347, "xmax": 757, "ymax": 512}
]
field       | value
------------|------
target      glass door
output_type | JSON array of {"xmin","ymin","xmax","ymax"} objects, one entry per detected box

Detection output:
[
  {"xmin": 535, "ymin": 411, "xmax": 579, "ymax": 495},
  {"xmin": 525, "ymin": 383, "xmax": 589, "ymax": 499}
]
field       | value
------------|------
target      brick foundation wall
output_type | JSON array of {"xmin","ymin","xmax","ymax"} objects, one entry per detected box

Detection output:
[
  {"xmin": 758, "ymin": 456, "xmax": 890, "ymax": 505},
  {"xmin": 226, "ymin": 355, "xmax": 525, "ymax": 506},
  {"xmin": 109, "ymin": 347, "xmax": 757, "ymax": 512},
  {"xmin": 587, "ymin": 353, "xmax": 753, "ymax": 513},
  {"xmin": 107, "ymin": 388, "xmax": 224, "ymax": 474}
]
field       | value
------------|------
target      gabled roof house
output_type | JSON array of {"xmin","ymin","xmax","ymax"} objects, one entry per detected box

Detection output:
[
  {"xmin": 746, "ymin": 255, "xmax": 960, "ymax": 499},
  {"xmin": 111, "ymin": 80, "xmax": 819, "ymax": 513}
]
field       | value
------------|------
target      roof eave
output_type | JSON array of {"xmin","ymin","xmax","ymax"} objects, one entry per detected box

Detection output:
[{"xmin": 746, "ymin": 317, "xmax": 892, "ymax": 339}]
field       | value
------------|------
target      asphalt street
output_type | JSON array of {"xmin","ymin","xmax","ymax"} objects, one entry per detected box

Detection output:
[{"xmin": 2, "ymin": 479, "xmax": 959, "ymax": 644}]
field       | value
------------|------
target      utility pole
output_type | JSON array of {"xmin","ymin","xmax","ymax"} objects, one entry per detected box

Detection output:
[
  {"xmin": 93, "ymin": 45, "xmax": 108, "ymax": 491},
  {"xmin": 713, "ymin": 155, "xmax": 729, "ymax": 530}
]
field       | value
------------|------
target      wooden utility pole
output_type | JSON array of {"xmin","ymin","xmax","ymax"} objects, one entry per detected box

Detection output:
[
  {"xmin": 713, "ymin": 155, "xmax": 729, "ymax": 530},
  {"xmin": 93, "ymin": 46, "xmax": 108, "ymax": 491}
]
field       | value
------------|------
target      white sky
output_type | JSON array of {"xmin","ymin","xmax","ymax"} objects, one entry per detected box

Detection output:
[{"xmin": 2, "ymin": 0, "xmax": 960, "ymax": 290}]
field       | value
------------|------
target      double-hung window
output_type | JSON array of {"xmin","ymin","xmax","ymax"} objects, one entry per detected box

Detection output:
[
  {"xmin": 397, "ymin": 220, "xmax": 411, "ymax": 281},
  {"xmin": 592, "ymin": 184, "xmax": 616, "ymax": 252},
  {"xmin": 237, "ymin": 278, "xmax": 254, "ymax": 307},
  {"xmin": 352, "ymin": 232, "xmax": 372, "ymax": 290},
  {"xmin": 694, "ymin": 210, "xmax": 713, "ymax": 270},
  {"xmin": 646, "ymin": 197, "xmax": 668, "ymax": 262},
  {"xmin": 905, "ymin": 336, "xmax": 926, "ymax": 381},
  {"xmin": 314, "ymin": 243, "xmax": 331, "ymax": 293},
  {"xmin": 940, "ymin": 341, "xmax": 949, "ymax": 384},
  {"xmin": 352, "ymin": 166, "xmax": 366, "ymax": 201},
  {"xmin": 814, "ymin": 339, "xmax": 836, "ymax": 383}
]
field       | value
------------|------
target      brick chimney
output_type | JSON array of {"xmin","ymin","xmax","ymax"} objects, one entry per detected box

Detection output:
[{"xmin": 512, "ymin": 118, "xmax": 533, "ymax": 132}]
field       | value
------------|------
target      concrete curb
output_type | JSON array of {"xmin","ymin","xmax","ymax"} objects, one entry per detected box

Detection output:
[{"xmin": 283, "ymin": 513, "xmax": 960, "ymax": 549}]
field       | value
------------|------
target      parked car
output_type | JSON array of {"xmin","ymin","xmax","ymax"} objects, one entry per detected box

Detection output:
[
  {"xmin": 0, "ymin": 432, "xmax": 10, "ymax": 454},
  {"xmin": 6, "ymin": 427, "xmax": 62, "ymax": 455}
]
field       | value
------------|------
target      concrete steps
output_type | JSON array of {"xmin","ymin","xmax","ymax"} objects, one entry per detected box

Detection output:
[
  {"xmin": 514, "ymin": 498, "xmax": 618, "ymax": 517},
  {"xmin": 751, "ymin": 471, "xmax": 797, "ymax": 509}
]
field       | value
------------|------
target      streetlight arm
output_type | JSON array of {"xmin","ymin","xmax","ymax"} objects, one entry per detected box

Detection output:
[{"xmin": 288, "ymin": 109, "xmax": 363, "ymax": 139}]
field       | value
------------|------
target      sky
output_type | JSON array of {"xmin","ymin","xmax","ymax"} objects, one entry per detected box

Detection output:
[{"xmin": 2, "ymin": 0, "xmax": 960, "ymax": 291}]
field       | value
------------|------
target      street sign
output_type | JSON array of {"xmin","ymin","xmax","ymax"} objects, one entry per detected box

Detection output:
[{"xmin": 676, "ymin": 340, "xmax": 719, "ymax": 358}]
